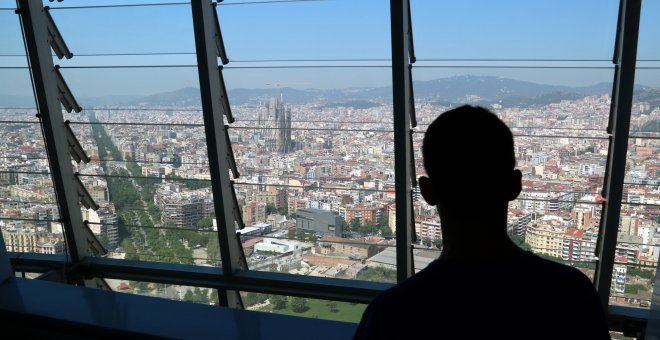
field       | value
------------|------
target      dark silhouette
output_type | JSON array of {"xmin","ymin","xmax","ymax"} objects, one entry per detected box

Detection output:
[{"xmin": 354, "ymin": 106, "xmax": 609, "ymax": 339}]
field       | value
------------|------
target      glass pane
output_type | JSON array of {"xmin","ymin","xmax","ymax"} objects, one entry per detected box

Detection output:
[
  {"xmin": 411, "ymin": 67, "xmax": 612, "ymax": 280},
  {"xmin": 0, "ymin": 8, "xmax": 28, "ymax": 57},
  {"xmin": 45, "ymin": 2, "xmax": 195, "ymax": 56},
  {"xmin": 222, "ymin": 2, "xmax": 391, "ymax": 263},
  {"xmin": 219, "ymin": 0, "xmax": 390, "ymax": 60},
  {"xmin": 411, "ymin": 0, "xmax": 618, "ymax": 60},
  {"xmin": 235, "ymin": 183, "xmax": 396, "ymax": 284},
  {"xmin": 611, "ymin": 69, "xmax": 660, "ymax": 307},
  {"xmin": 1, "ymin": 13, "xmax": 62, "ymax": 256},
  {"xmin": 58, "ymin": 65, "xmax": 218, "ymax": 266},
  {"xmin": 637, "ymin": 0, "xmax": 660, "ymax": 60},
  {"xmin": 242, "ymin": 291, "xmax": 367, "ymax": 324},
  {"xmin": 108, "ymin": 279, "xmax": 219, "ymax": 306},
  {"xmin": 410, "ymin": 1, "xmax": 620, "ymax": 282}
]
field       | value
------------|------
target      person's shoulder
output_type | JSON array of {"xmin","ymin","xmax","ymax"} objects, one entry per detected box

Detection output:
[
  {"xmin": 522, "ymin": 252, "xmax": 595, "ymax": 287},
  {"xmin": 370, "ymin": 260, "xmax": 446, "ymax": 306},
  {"xmin": 524, "ymin": 252, "xmax": 585, "ymax": 274}
]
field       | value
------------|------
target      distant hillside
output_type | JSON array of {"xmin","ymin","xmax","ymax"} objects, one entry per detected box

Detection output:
[
  {"xmin": 639, "ymin": 120, "xmax": 660, "ymax": 132},
  {"xmin": 322, "ymin": 100, "xmax": 382, "ymax": 109},
  {"xmin": 635, "ymin": 87, "xmax": 660, "ymax": 111},
  {"xmin": 2, "ymin": 76, "xmax": 658, "ymax": 109},
  {"xmin": 131, "ymin": 87, "xmax": 201, "ymax": 106},
  {"xmin": 123, "ymin": 76, "xmax": 650, "ymax": 108}
]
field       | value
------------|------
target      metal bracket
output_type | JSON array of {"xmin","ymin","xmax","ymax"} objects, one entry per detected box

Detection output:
[
  {"xmin": 212, "ymin": 2, "xmax": 229, "ymax": 65},
  {"xmin": 225, "ymin": 125, "xmax": 239, "ymax": 177},
  {"xmin": 406, "ymin": 0, "xmax": 415, "ymax": 64},
  {"xmin": 231, "ymin": 181, "xmax": 245, "ymax": 231},
  {"xmin": 81, "ymin": 221, "xmax": 106, "ymax": 257},
  {"xmin": 408, "ymin": 65, "xmax": 417, "ymax": 128},
  {"xmin": 54, "ymin": 66, "xmax": 81, "ymax": 113},
  {"xmin": 64, "ymin": 120, "xmax": 91, "ymax": 163},
  {"xmin": 18, "ymin": 0, "xmax": 107, "ymax": 290},
  {"xmin": 75, "ymin": 173, "xmax": 99, "ymax": 210},
  {"xmin": 218, "ymin": 67, "xmax": 234, "ymax": 123},
  {"xmin": 409, "ymin": 129, "xmax": 417, "ymax": 187},
  {"xmin": 44, "ymin": 7, "xmax": 72, "ymax": 59}
]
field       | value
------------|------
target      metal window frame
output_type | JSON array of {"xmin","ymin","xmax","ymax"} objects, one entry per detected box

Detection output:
[
  {"xmin": 594, "ymin": 0, "xmax": 642, "ymax": 308},
  {"xmin": 17, "ymin": 0, "xmax": 107, "ymax": 289},
  {"xmin": 5, "ymin": 0, "xmax": 652, "ymax": 335},
  {"xmin": 190, "ymin": 0, "xmax": 246, "ymax": 308},
  {"xmin": 391, "ymin": 0, "xmax": 416, "ymax": 282}
]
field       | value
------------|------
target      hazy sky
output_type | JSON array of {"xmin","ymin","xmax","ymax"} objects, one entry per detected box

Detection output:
[{"xmin": 1, "ymin": 0, "xmax": 658, "ymax": 98}]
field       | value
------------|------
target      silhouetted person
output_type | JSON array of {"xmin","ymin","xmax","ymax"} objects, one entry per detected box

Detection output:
[{"xmin": 354, "ymin": 106, "xmax": 609, "ymax": 339}]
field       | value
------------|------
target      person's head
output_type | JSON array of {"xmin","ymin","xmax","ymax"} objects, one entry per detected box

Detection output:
[{"xmin": 419, "ymin": 105, "xmax": 522, "ymax": 222}]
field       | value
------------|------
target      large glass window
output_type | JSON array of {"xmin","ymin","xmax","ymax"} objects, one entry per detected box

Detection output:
[
  {"xmin": 0, "ymin": 9, "xmax": 62, "ymax": 257},
  {"xmin": 610, "ymin": 0, "xmax": 660, "ymax": 308},
  {"xmin": 410, "ymin": 0, "xmax": 620, "ymax": 279},
  {"xmin": 220, "ymin": 0, "xmax": 397, "ymax": 283},
  {"xmin": 1, "ymin": 1, "xmax": 656, "ymax": 331},
  {"xmin": 46, "ymin": 3, "xmax": 220, "ymax": 267}
]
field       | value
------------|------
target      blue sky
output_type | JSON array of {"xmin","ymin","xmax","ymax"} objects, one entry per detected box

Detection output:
[{"xmin": 1, "ymin": 0, "xmax": 659, "ymax": 97}]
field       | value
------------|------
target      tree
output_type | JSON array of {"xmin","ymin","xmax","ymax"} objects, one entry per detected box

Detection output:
[
  {"xmin": 356, "ymin": 266, "xmax": 397, "ymax": 283},
  {"xmin": 358, "ymin": 220, "xmax": 377, "ymax": 236},
  {"xmin": 350, "ymin": 218, "xmax": 361, "ymax": 232},
  {"xmin": 193, "ymin": 287, "xmax": 208, "ymax": 304},
  {"xmin": 342, "ymin": 220, "xmax": 350, "ymax": 233},
  {"xmin": 270, "ymin": 295, "xmax": 287, "ymax": 310},
  {"xmin": 245, "ymin": 293, "xmax": 268, "ymax": 307},
  {"xmin": 183, "ymin": 289, "xmax": 194, "ymax": 302},
  {"xmin": 625, "ymin": 284, "xmax": 648, "ymax": 294},
  {"xmin": 421, "ymin": 237, "xmax": 433, "ymax": 247},
  {"xmin": 377, "ymin": 216, "xmax": 388, "ymax": 229},
  {"xmin": 207, "ymin": 238, "xmax": 220, "ymax": 263},
  {"xmin": 289, "ymin": 296, "xmax": 308, "ymax": 313},
  {"xmin": 171, "ymin": 154, "xmax": 182, "ymax": 168},
  {"xmin": 266, "ymin": 203, "xmax": 277, "ymax": 215},
  {"xmin": 196, "ymin": 216, "xmax": 214, "ymax": 230},
  {"xmin": 295, "ymin": 230, "xmax": 307, "ymax": 241},
  {"xmin": 628, "ymin": 268, "xmax": 654, "ymax": 280}
]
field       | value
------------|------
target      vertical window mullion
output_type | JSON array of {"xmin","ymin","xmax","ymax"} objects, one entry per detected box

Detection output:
[
  {"xmin": 390, "ymin": 0, "xmax": 415, "ymax": 283},
  {"xmin": 594, "ymin": 0, "xmax": 642, "ymax": 308},
  {"xmin": 17, "ymin": 0, "xmax": 106, "ymax": 288},
  {"xmin": 190, "ymin": 0, "xmax": 245, "ymax": 308}
]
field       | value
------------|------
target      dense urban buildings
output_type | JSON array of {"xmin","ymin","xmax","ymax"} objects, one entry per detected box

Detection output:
[{"xmin": 3, "ymin": 91, "xmax": 658, "ymax": 314}]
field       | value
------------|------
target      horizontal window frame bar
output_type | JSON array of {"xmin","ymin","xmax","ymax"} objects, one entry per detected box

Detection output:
[
  {"xmin": 9, "ymin": 65, "xmax": 659, "ymax": 70},
  {"xmin": 45, "ymin": 0, "xmax": 326, "ymax": 11},
  {"xmin": 68, "ymin": 121, "xmax": 204, "ymax": 127},
  {"xmin": 0, "ymin": 216, "xmax": 57, "ymax": 223},
  {"xmin": 8, "ymin": 253, "xmax": 67, "ymax": 274},
  {"xmin": 86, "ymin": 221, "xmax": 215, "ymax": 233},
  {"xmin": 2, "ymin": 54, "xmax": 659, "ymax": 63},
  {"xmin": 79, "ymin": 256, "xmax": 391, "ymax": 304}
]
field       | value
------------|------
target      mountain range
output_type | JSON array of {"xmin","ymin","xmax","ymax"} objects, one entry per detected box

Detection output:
[{"xmin": 2, "ymin": 75, "xmax": 658, "ymax": 109}]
